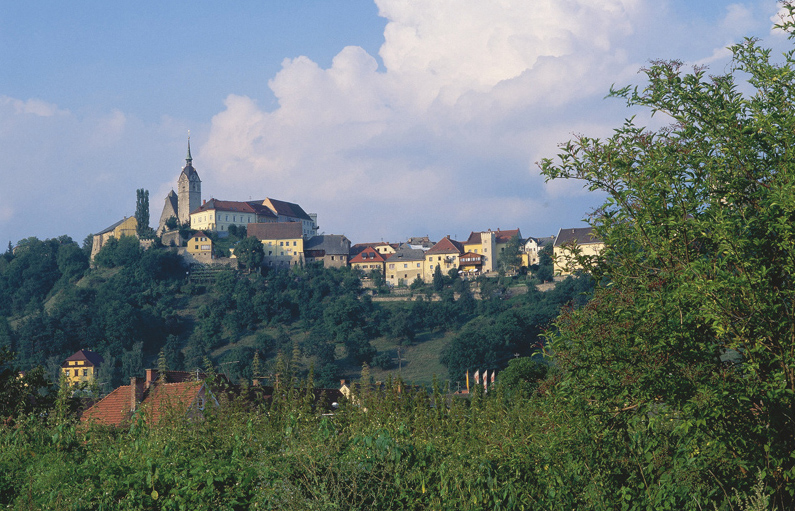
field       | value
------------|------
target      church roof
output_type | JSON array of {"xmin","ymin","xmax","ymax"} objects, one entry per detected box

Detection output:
[{"xmin": 180, "ymin": 139, "xmax": 200, "ymax": 180}]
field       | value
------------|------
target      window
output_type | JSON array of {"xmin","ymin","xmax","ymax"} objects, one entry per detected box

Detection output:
[
  {"xmin": 280, "ymin": 241, "xmax": 284, "ymax": 246},
  {"xmin": 293, "ymin": 241, "xmax": 297, "ymax": 246},
  {"xmin": 389, "ymin": 264, "xmax": 395, "ymax": 269},
  {"xmin": 404, "ymin": 263, "xmax": 408, "ymax": 268},
  {"xmin": 83, "ymin": 369, "xmax": 88, "ymax": 377},
  {"xmin": 195, "ymin": 245, "xmax": 198, "ymax": 249}
]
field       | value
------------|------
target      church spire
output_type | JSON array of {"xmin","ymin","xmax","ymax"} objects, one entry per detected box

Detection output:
[{"xmin": 186, "ymin": 136, "xmax": 193, "ymax": 164}]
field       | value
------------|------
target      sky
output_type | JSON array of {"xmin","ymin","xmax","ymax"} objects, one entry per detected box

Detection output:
[{"xmin": 1, "ymin": 0, "xmax": 792, "ymax": 247}]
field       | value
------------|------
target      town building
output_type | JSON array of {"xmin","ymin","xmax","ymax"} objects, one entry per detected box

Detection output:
[
  {"xmin": 303, "ymin": 235, "xmax": 351, "ymax": 268},
  {"xmin": 62, "ymin": 349, "xmax": 104, "ymax": 386},
  {"xmin": 423, "ymin": 236, "xmax": 464, "ymax": 281},
  {"xmin": 553, "ymin": 227, "xmax": 604, "ymax": 275},
  {"xmin": 247, "ymin": 222, "xmax": 305, "ymax": 268},
  {"xmin": 385, "ymin": 244, "xmax": 426, "ymax": 287},
  {"xmin": 186, "ymin": 231, "xmax": 213, "ymax": 260},
  {"xmin": 90, "ymin": 216, "xmax": 138, "ymax": 261},
  {"xmin": 350, "ymin": 247, "xmax": 388, "ymax": 276},
  {"xmin": 522, "ymin": 236, "xmax": 555, "ymax": 267}
]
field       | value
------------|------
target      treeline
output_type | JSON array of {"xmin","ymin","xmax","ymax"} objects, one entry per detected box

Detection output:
[{"xmin": 0, "ymin": 232, "xmax": 587, "ymax": 389}]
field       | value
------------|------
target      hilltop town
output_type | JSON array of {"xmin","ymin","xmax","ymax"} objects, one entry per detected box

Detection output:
[{"xmin": 92, "ymin": 140, "xmax": 604, "ymax": 282}]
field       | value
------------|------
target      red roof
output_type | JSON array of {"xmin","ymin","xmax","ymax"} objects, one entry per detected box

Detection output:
[
  {"xmin": 495, "ymin": 229, "xmax": 521, "ymax": 243},
  {"xmin": 427, "ymin": 236, "xmax": 464, "ymax": 255},
  {"xmin": 191, "ymin": 198, "xmax": 259, "ymax": 215},
  {"xmin": 81, "ymin": 376, "xmax": 210, "ymax": 427},
  {"xmin": 350, "ymin": 247, "xmax": 387, "ymax": 263}
]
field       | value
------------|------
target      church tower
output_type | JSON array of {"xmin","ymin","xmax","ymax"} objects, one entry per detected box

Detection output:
[{"xmin": 177, "ymin": 138, "xmax": 201, "ymax": 224}]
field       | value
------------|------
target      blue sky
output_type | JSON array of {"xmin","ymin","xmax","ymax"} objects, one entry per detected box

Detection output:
[{"xmin": 0, "ymin": 0, "xmax": 790, "ymax": 247}]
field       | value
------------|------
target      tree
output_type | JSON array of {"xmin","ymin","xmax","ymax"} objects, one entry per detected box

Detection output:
[
  {"xmin": 432, "ymin": 265, "xmax": 444, "ymax": 292},
  {"xmin": 135, "ymin": 189, "xmax": 152, "ymax": 239},
  {"xmin": 538, "ymin": 30, "xmax": 795, "ymax": 507},
  {"xmin": 234, "ymin": 236, "xmax": 264, "ymax": 272},
  {"xmin": 498, "ymin": 234, "xmax": 522, "ymax": 274}
]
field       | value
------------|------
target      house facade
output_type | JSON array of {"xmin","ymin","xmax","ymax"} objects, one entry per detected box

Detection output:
[
  {"xmin": 423, "ymin": 236, "xmax": 464, "ymax": 281},
  {"xmin": 303, "ymin": 235, "xmax": 351, "ymax": 268},
  {"xmin": 62, "ymin": 349, "xmax": 104, "ymax": 386},
  {"xmin": 186, "ymin": 231, "xmax": 213, "ymax": 260},
  {"xmin": 247, "ymin": 222, "xmax": 305, "ymax": 268},
  {"xmin": 350, "ymin": 247, "xmax": 387, "ymax": 276},
  {"xmin": 553, "ymin": 227, "xmax": 604, "ymax": 275},
  {"xmin": 385, "ymin": 245, "xmax": 425, "ymax": 287},
  {"xmin": 91, "ymin": 216, "xmax": 138, "ymax": 261}
]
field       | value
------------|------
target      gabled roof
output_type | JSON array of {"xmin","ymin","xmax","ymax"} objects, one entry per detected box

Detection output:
[
  {"xmin": 80, "ymin": 380, "xmax": 209, "ymax": 427},
  {"xmin": 62, "ymin": 349, "xmax": 104, "ymax": 368},
  {"xmin": 262, "ymin": 198, "xmax": 312, "ymax": 221},
  {"xmin": 464, "ymin": 232, "xmax": 484, "ymax": 245},
  {"xmin": 427, "ymin": 236, "xmax": 464, "ymax": 255},
  {"xmin": 554, "ymin": 227, "xmax": 602, "ymax": 247},
  {"xmin": 350, "ymin": 247, "xmax": 387, "ymax": 263},
  {"xmin": 494, "ymin": 229, "xmax": 521, "ymax": 243},
  {"xmin": 386, "ymin": 244, "xmax": 426, "ymax": 262},
  {"xmin": 97, "ymin": 217, "xmax": 135, "ymax": 235},
  {"xmin": 248, "ymin": 222, "xmax": 304, "ymax": 240},
  {"xmin": 304, "ymin": 235, "xmax": 350, "ymax": 255},
  {"xmin": 350, "ymin": 242, "xmax": 397, "ymax": 257},
  {"xmin": 191, "ymin": 198, "xmax": 258, "ymax": 216}
]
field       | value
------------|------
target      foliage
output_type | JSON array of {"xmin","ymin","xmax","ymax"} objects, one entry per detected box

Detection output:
[
  {"xmin": 538, "ymin": 28, "xmax": 795, "ymax": 508},
  {"xmin": 498, "ymin": 234, "xmax": 523, "ymax": 274},
  {"xmin": 233, "ymin": 235, "xmax": 264, "ymax": 272}
]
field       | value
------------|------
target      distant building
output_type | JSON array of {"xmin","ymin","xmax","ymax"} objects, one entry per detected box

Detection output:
[
  {"xmin": 91, "ymin": 216, "xmax": 138, "ymax": 261},
  {"xmin": 186, "ymin": 231, "xmax": 213, "ymax": 260},
  {"xmin": 385, "ymin": 244, "xmax": 425, "ymax": 287},
  {"xmin": 62, "ymin": 349, "xmax": 104, "ymax": 386},
  {"xmin": 522, "ymin": 236, "xmax": 555, "ymax": 267},
  {"xmin": 553, "ymin": 227, "xmax": 604, "ymax": 275},
  {"xmin": 350, "ymin": 247, "xmax": 388, "ymax": 276},
  {"xmin": 423, "ymin": 236, "xmax": 464, "ymax": 281},
  {"xmin": 303, "ymin": 235, "xmax": 351, "ymax": 268},
  {"xmin": 157, "ymin": 139, "xmax": 202, "ymax": 234},
  {"xmin": 80, "ymin": 369, "xmax": 215, "ymax": 427},
  {"xmin": 247, "ymin": 222, "xmax": 305, "ymax": 268}
]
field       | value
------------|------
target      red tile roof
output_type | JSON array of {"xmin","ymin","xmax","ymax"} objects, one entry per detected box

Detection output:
[
  {"xmin": 427, "ymin": 236, "xmax": 464, "ymax": 255},
  {"xmin": 191, "ymin": 198, "xmax": 259, "ymax": 215},
  {"xmin": 81, "ymin": 376, "xmax": 210, "ymax": 427},
  {"xmin": 350, "ymin": 247, "xmax": 387, "ymax": 263},
  {"xmin": 495, "ymin": 229, "xmax": 521, "ymax": 243}
]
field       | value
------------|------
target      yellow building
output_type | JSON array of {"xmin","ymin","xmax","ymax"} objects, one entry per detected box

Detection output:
[
  {"xmin": 385, "ymin": 245, "xmax": 425, "ymax": 287},
  {"xmin": 247, "ymin": 222, "xmax": 305, "ymax": 268},
  {"xmin": 190, "ymin": 198, "xmax": 273, "ymax": 234},
  {"xmin": 62, "ymin": 349, "xmax": 104, "ymax": 386},
  {"xmin": 91, "ymin": 216, "xmax": 138, "ymax": 261},
  {"xmin": 553, "ymin": 227, "xmax": 604, "ymax": 275},
  {"xmin": 350, "ymin": 247, "xmax": 387, "ymax": 276},
  {"xmin": 463, "ymin": 231, "xmax": 496, "ymax": 273},
  {"xmin": 187, "ymin": 231, "xmax": 213, "ymax": 259},
  {"xmin": 423, "ymin": 236, "xmax": 464, "ymax": 282}
]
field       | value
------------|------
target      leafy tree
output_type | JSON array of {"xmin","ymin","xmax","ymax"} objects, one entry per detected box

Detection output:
[
  {"xmin": 498, "ymin": 234, "xmax": 522, "ymax": 274},
  {"xmin": 234, "ymin": 236, "xmax": 264, "ymax": 273},
  {"xmin": 498, "ymin": 356, "xmax": 547, "ymax": 394},
  {"xmin": 539, "ymin": 31, "xmax": 795, "ymax": 507},
  {"xmin": 534, "ymin": 244, "xmax": 554, "ymax": 283}
]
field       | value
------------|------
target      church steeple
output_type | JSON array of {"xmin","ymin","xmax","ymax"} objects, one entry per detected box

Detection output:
[{"xmin": 186, "ymin": 137, "xmax": 193, "ymax": 165}]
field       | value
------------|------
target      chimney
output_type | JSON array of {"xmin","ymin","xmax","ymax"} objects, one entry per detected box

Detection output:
[
  {"xmin": 130, "ymin": 377, "xmax": 142, "ymax": 412},
  {"xmin": 203, "ymin": 199, "xmax": 206, "ymax": 205},
  {"xmin": 340, "ymin": 379, "xmax": 349, "ymax": 387},
  {"xmin": 145, "ymin": 369, "xmax": 157, "ymax": 388}
]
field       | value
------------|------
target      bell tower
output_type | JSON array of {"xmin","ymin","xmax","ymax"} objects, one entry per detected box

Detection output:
[{"xmin": 177, "ymin": 138, "xmax": 201, "ymax": 224}]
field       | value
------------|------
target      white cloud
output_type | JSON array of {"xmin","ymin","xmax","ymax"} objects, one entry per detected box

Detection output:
[
  {"xmin": 201, "ymin": 0, "xmax": 653, "ymax": 241},
  {"xmin": 0, "ymin": 96, "xmax": 69, "ymax": 117}
]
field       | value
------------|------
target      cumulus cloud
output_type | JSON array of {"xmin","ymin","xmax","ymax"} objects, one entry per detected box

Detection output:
[{"xmin": 202, "ymin": 0, "xmax": 656, "ymax": 242}]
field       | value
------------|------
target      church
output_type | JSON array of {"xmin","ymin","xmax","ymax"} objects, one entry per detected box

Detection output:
[
  {"xmin": 156, "ymin": 139, "xmax": 201, "ymax": 235},
  {"xmin": 156, "ymin": 139, "xmax": 317, "ymax": 241}
]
